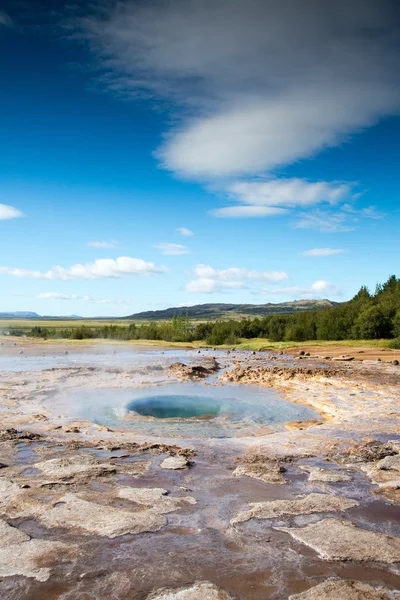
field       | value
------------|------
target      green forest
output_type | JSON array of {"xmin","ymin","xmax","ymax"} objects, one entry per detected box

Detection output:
[{"xmin": 28, "ymin": 275, "xmax": 400, "ymax": 348}]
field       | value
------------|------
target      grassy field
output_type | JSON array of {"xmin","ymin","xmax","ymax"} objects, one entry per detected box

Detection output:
[
  {"xmin": 0, "ymin": 319, "xmax": 395, "ymax": 351},
  {"xmin": 0, "ymin": 319, "xmax": 128, "ymax": 330}
]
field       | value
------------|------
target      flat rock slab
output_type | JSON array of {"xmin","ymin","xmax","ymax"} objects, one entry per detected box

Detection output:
[
  {"xmin": 160, "ymin": 456, "xmax": 189, "ymax": 470},
  {"xmin": 232, "ymin": 462, "xmax": 286, "ymax": 484},
  {"xmin": 231, "ymin": 493, "xmax": 358, "ymax": 524},
  {"xmin": 300, "ymin": 466, "xmax": 351, "ymax": 483},
  {"xmin": 118, "ymin": 486, "xmax": 197, "ymax": 514},
  {"xmin": 289, "ymin": 578, "xmax": 400, "ymax": 599},
  {"xmin": 0, "ymin": 477, "xmax": 23, "ymax": 506},
  {"xmin": 277, "ymin": 518, "xmax": 400, "ymax": 563},
  {"xmin": 147, "ymin": 581, "xmax": 233, "ymax": 599},
  {"xmin": 40, "ymin": 493, "xmax": 167, "ymax": 538},
  {"xmin": 34, "ymin": 455, "xmax": 116, "ymax": 479},
  {"xmin": 0, "ymin": 519, "xmax": 71, "ymax": 582}
]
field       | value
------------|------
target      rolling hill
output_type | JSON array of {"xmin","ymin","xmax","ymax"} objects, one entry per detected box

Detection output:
[{"xmin": 124, "ymin": 300, "xmax": 337, "ymax": 321}]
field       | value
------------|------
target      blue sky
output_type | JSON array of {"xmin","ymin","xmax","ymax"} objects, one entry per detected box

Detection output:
[{"xmin": 0, "ymin": 0, "xmax": 399, "ymax": 317}]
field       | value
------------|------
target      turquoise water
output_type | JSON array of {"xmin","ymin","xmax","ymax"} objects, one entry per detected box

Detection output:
[{"xmin": 128, "ymin": 395, "xmax": 222, "ymax": 419}]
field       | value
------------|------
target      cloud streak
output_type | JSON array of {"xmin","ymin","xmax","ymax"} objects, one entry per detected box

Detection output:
[
  {"xmin": 0, "ymin": 257, "xmax": 167, "ymax": 280},
  {"xmin": 37, "ymin": 292, "xmax": 131, "ymax": 305},
  {"xmin": 301, "ymin": 248, "xmax": 346, "ymax": 257},
  {"xmin": 0, "ymin": 204, "xmax": 23, "ymax": 220},
  {"xmin": 155, "ymin": 242, "xmax": 188, "ymax": 255},
  {"xmin": 86, "ymin": 241, "xmax": 118, "ymax": 248}
]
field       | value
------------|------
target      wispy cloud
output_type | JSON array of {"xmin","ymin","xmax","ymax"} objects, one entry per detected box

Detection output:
[
  {"xmin": 37, "ymin": 292, "xmax": 131, "ymax": 305},
  {"xmin": 0, "ymin": 204, "xmax": 23, "ymax": 220},
  {"xmin": 155, "ymin": 242, "xmax": 188, "ymax": 255},
  {"xmin": 185, "ymin": 264, "xmax": 289, "ymax": 293},
  {"xmin": 176, "ymin": 227, "xmax": 194, "ymax": 237},
  {"xmin": 0, "ymin": 257, "xmax": 167, "ymax": 280},
  {"xmin": 301, "ymin": 248, "xmax": 346, "ymax": 257},
  {"xmin": 86, "ymin": 240, "xmax": 118, "ymax": 248},
  {"xmin": 294, "ymin": 204, "xmax": 383, "ymax": 232}
]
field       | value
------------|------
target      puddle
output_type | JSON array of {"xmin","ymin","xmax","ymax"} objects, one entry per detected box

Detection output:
[{"xmin": 51, "ymin": 382, "xmax": 319, "ymax": 439}]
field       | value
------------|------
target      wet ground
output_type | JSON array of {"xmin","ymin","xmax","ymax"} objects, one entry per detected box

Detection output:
[{"xmin": 1, "ymin": 340, "xmax": 400, "ymax": 599}]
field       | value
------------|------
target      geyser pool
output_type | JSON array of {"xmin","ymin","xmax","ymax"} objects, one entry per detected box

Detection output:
[
  {"xmin": 51, "ymin": 382, "xmax": 320, "ymax": 440},
  {"xmin": 127, "ymin": 395, "xmax": 222, "ymax": 419}
]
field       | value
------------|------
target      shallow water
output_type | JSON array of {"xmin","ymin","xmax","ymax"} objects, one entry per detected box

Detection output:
[{"xmin": 50, "ymin": 381, "xmax": 318, "ymax": 439}]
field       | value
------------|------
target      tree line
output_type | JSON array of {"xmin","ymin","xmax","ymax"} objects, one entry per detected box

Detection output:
[{"xmin": 28, "ymin": 275, "xmax": 400, "ymax": 347}]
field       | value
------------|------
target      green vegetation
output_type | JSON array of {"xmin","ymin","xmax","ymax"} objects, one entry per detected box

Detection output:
[{"xmin": 3, "ymin": 276, "xmax": 399, "ymax": 346}]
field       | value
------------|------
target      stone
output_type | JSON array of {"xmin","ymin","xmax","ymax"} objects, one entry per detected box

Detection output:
[
  {"xmin": 39, "ymin": 493, "xmax": 167, "ymax": 538},
  {"xmin": 393, "ymin": 360, "xmax": 399, "ymax": 366},
  {"xmin": 147, "ymin": 581, "xmax": 233, "ymax": 599},
  {"xmin": 160, "ymin": 456, "xmax": 189, "ymax": 470},
  {"xmin": 232, "ymin": 461, "xmax": 286, "ymax": 484},
  {"xmin": 231, "ymin": 493, "xmax": 357, "ymax": 524},
  {"xmin": 117, "ymin": 487, "xmax": 197, "ymax": 514},
  {"xmin": 0, "ymin": 519, "xmax": 71, "ymax": 582},
  {"xmin": 289, "ymin": 579, "xmax": 400, "ymax": 599},
  {"xmin": 34, "ymin": 455, "xmax": 116, "ymax": 479},
  {"xmin": 299, "ymin": 466, "xmax": 351, "ymax": 482},
  {"xmin": 377, "ymin": 455, "xmax": 400, "ymax": 472},
  {"xmin": 276, "ymin": 518, "xmax": 400, "ymax": 562}
]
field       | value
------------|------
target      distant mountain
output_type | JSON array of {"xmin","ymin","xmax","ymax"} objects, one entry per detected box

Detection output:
[
  {"xmin": 0, "ymin": 311, "xmax": 41, "ymax": 318},
  {"xmin": 124, "ymin": 300, "xmax": 338, "ymax": 321},
  {"xmin": 0, "ymin": 312, "xmax": 82, "ymax": 319}
]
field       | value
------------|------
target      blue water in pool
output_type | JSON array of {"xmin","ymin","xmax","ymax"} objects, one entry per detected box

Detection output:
[{"xmin": 54, "ymin": 382, "xmax": 319, "ymax": 439}]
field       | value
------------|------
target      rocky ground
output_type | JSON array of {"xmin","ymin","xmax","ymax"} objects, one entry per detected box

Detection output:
[{"xmin": 0, "ymin": 340, "xmax": 400, "ymax": 598}]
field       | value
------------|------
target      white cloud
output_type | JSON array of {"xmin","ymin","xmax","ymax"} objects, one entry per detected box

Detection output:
[
  {"xmin": 0, "ymin": 204, "xmax": 23, "ymax": 220},
  {"xmin": 0, "ymin": 257, "xmax": 167, "ymax": 280},
  {"xmin": 37, "ymin": 292, "xmax": 131, "ymax": 306},
  {"xmin": 301, "ymin": 248, "xmax": 346, "ymax": 257},
  {"xmin": 193, "ymin": 265, "xmax": 288, "ymax": 282},
  {"xmin": 259, "ymin": 280, "xmax": 342, "ymax": 299},
  {"xmin": 86, "ymin": 241, "xmax": 118, "ymax": 248},
  {"xmin": 185, "ymin": 264, "xmax": 289, "ymax": 293},
  {"xmin": 155, "ymin": 242, "xmax": 188, "ymax": 255},
  {"xmin": 81, "ymin": 0, "xmax": 400, "ymax": 181},
  {"xmin": 211, "ymin": 179, "xmax": 357, "ymax": 219},
  {"xmin": 176, "ymin": 227, "xmax": 194, "ymax": 236},
  {"xmin": 0, "ymin": 11, "xmax": 12, "ymax": 27}
]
